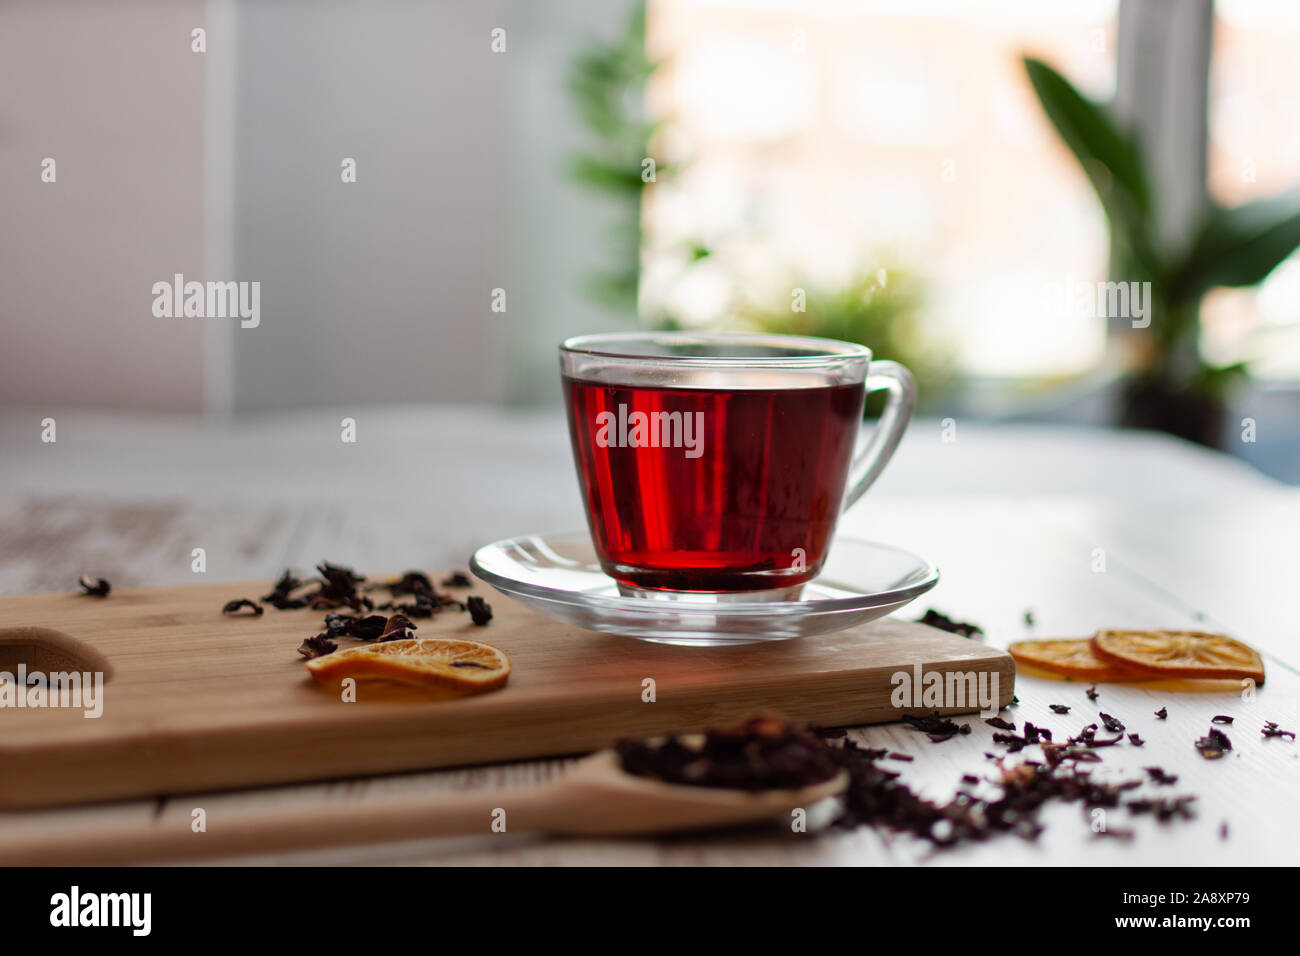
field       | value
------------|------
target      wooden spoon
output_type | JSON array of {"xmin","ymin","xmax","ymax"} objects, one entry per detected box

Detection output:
[{"xmin": 0, "ymin": 750, "xmax": 848, "ymax": 865}]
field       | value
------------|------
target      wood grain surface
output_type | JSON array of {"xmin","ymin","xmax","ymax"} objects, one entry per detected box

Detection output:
[{"xmin": 0, "ymin": 578, "xmax": 1012, "ymax": 809}]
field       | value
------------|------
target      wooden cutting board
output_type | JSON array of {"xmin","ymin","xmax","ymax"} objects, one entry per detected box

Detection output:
[{"xmin": 0, "ymin": 577, "xmax": 1014, "ymax": 809}]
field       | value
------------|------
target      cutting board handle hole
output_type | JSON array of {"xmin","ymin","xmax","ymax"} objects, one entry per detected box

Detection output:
[{"xmin": 0, "ymin": 627, "xmax": 114, "ymax": 681}]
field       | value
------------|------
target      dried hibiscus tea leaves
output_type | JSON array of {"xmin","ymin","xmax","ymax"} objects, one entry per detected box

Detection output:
[
  {"xmin": 1144, "ymin": 767, "xmax": 1178, "ymax": 786},
  {"xmin": 376, "ymin": 613, "xmax": 417, "ymax": 642},
  {"xmin": 389, "ymin": 571, "xmax": 434, "ymax": 597},
  {"xmin": 441, "ymin": 571, "xmax": 472, "ymax": 588},
  {"xmin": 309, "ymin": 562, "xmax": 371, "ymax": 612},
  {"xmin": 617, "ymin": 716, "xmax": 840, "ymax": 792},
  {"xmin": 466, "ymin": 596, "xmax": 493, "ymax": 626},
  {"xmin": 1127, "ymin": 795, "xmax": 1197, "ymax": 822},
  {"xmin": 915, "ymin": 609, "xmax": 984, "ymax": 639},
  {"xmin": 1194, "ymin": 727, "xmax": 1232, "ymax": 760},
  {"xmin": 323, "ymin": 613, "xmax": 389, "ymax": 640},
  {"xmin": 993, "ymin": 732, "xmax": 1029, "ymax": 752},
  {"xmin": 221, "ymin": 598, "xmax": 264, "ymax": 617},
  {"xmin": 1211, "ymin": 715, "xmax": 1234, "ymax": 725},
  {"xmin": 1023, "ymin": 722, "xmax": 1051, "ymax": 744},
  {"xmin": 830, "ymin": 737, "xmax": 1165, "ymax": 848},
  {"xmin": 297, "ymin": 634, "xmax": 337, "ymax": 660},
  {"xmin": 1154, "ymin": 707, "xmax": 1168, "ymax": 719},
  {"xmin": 985, "ymin": 716, "xmax": 1016, "ymax": 731},
  {"xmin": 1261, "ymin": 721, "xmax": 1295, "ymax": 740},
  {"xmin": 1086, "ymin": 686, "xmax": 1099, "ymax": 701},
  {"xmin": 1070, "ymin": 724, "xmax": 1123, "ymax": 748},
  {"xmin": 901, "ymin": 713, "xmax": 971, "ymax": 743},
  {"xmin": 377, "ymin": 593, "xmax": 442, "ymax": 618},
  {"xmin": 1099, "ymin": 712, "xmax": 1125, "ymax": 733},
  {"xmin": 1049, "ymin": 704, "xmax": 1071, "ymax": 714},
  {"xmin": 262, "ymin": 570, "xmax": 310, "ymax": 609},
  {"xmin": 77, "ymin": 576, "xmax": 111, "ymax": 597}
]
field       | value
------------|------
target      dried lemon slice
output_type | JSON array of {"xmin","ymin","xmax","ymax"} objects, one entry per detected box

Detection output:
[
  {"xmin": 1091, "ymin": 629, "xmax": 1264, "ymax": 684},
  {"xmin": 1008, "ymin": 638, "xmax": 1143, "ymax": 681},
  {"xmin": 305, "ymin": 637, "xmax": 511, "ymax": 694}
]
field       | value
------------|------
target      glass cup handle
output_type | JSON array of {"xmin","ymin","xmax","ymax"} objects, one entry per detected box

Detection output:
[{"xmin": 843, "ymin": 360, "xmax": 917, "ymax": 511}]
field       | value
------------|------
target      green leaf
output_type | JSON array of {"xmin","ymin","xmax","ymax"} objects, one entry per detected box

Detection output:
[
  {"xmin": 1022, "ymin": 57, "xmax": 1158, "ymax": 276},
  {"xmin": 567, "ymin": 156, "xmax": 646, "ymax": 193},
  {"xmin": 1172, "ymin": 186, "xmax": 1300, "ymax": 301}
]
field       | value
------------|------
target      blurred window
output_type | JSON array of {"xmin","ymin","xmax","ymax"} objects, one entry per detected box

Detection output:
[
  {"xmin": 644, "ymin": 0, "xmax": 1120, "ymax": 380},
  {"xmin": 1203, "ymin": 0, "xmax": 1300, "ymax": 380}
]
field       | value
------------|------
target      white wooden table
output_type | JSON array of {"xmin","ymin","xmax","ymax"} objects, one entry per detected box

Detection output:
[{"xmin": 1, "ymin": 407, "xmax": 1296, "ymax": 865}]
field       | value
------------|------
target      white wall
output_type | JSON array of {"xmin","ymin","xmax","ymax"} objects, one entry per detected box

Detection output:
[
  {"xmin": 0, "ymin": 0, "xmax": 208, "ymax": 411},
  {"xmin": 222, "ymin": 0, "xmax": 641, "ymax": 411},
  {"xmin": 0, "ymin": 0, "xmax": 639, "ymax": 413},
  {"xmin": 227, "ymin": 0, "xmax": 510, "ymax": 410}
]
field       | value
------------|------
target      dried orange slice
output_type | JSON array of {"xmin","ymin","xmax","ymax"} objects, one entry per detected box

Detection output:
[
  {"xmin": 1008, "ymin": 638, "xmax": 1143, "ymax": 681},
  {"xmin": 1091, "ymin": 630, "xmax": 1264, "ymax": 684},
  {"xmin": 305, "ymin": 637, "xmax": 511, "ymax": 694}
]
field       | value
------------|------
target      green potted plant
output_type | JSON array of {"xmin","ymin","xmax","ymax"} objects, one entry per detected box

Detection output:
[{"xmin": 1023, "ymin": 56, "xmax": 1300, "ymax": 447}]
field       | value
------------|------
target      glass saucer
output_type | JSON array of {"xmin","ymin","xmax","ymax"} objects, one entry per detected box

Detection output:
[{"xmin": 469, "ymin": 531, "xmax": 939, "ymax": 646}]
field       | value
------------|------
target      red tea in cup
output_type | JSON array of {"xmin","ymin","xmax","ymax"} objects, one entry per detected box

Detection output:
[{"xmin": 560, "ymin": 333, "xmax": 915, "ymax": 598}]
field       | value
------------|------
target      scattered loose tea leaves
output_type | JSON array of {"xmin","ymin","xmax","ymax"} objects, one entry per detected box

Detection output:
[
  {"xmin": 221, "ymin": 598, "xmax": 264, "ymax": 617},
  {"xmin": 1261, "ymin": 721, "xmax": 1295, "ymax": 740},
  {"xmin": 1128, "ymin": 796, "xmax": 1196, "ymax": 827},
  {"xmin": 323, "ymin": 612, "xmax": 389, "ymax": 640},
  {"xmin": 1143, "ymin": 767, "xmax": 1178, "ymax": 786},
  {"xmin": 376, "ymin": 613, "xmax": 417, "ymax": 642},
  {"xmin": 902, "ymin": 713, "xmax": 970, "ymax": 742},
  {"xmin": 1154, "ymin": 707, "xmax": 1168, "ymax": 719},
  {"xmin": 259, "ymin": 563, "xmax": 493, "ymax": 659},
  {"xmin": 1127, "ymin": 795, "xmax": 1197, "ymax": 822},
  {"xmin": 389, "ymin": 571, "xmax": 434, "ymax": 597},
  {"xmin": 1086, "ymin": 686, "xmax": 1099, "ymax": 701},
  {"xmin": 1195, "ymin": 727, "xmax": 1232, "ymax": 760},
  {"xmin": 263, "ymin": 570, "xmax": 310, "ymax": 610},
  {"xmin": 993, "ymin": 732, "xmax": 1030, "ymax": 753},
  {"xmin": 915, "ymin": 609, "xmax": 984, "ymax": 639},
  {"xmin": 1041, "ymin": 743, "xmax": 1101, "ymax": 766},
  {"xmin": 466, "ymin": 596, "xmax": 493, "ymax": 626},
  {"xmin": 1024, "ymin": 722, "xmax": 1051, "ymax": 744},
  {"xmin": 378, "ymin": 588, "xmax": 445, "ymax": 618},
  {"xmin": 1023, "ymin": 609, "xmax": 1036, "ymax": 627},
  {"xmin": 616, "ymin": 716, "xmax": 841, "ymax": 792},
  {"xmin": 310, "ymin": 562, "xmax": 372, "ymax": 612},
  {"xmin": 1049, "ymin": 704, "xmax": 1071, "ymax": 715},
  {"xmin": 297, "ymin": 634, "xmax": 337, "ymax": 660},
  {"xmin": 1099, "ymin": 712, "xmax": 1125, "ymax": 733},
  {"xmin": 1211, "ymin": 715, "xmax": 1234, "ymax": 725},
  {"xmin": 77, "ymin": 576, "xmax": 111, "ymax": 598},
  {"xmin": 1128, "ymin": 733, "xmax": 1145, "ymax": 746},
  {"xmin": 1070, "ymin": 724, "xmax": 1124, "ymax": 748},
  {"xmin": 830, "ymin": 735, "xmax": 1160, "ymax": 848},
  {"xmin": 1094, "ymin": 826, "xmax": 1135, "ymax": 840},
  {"xmin": 985, "ymin": 717, "xmax": 1016, "ymax": 731}
]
